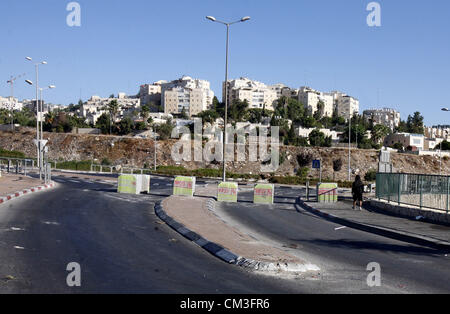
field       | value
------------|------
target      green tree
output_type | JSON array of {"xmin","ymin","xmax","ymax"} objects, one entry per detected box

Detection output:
[
  {"xmin": 371, "ymin": 124, "xmax": 391, "ymax": 144},
  {"xmin": 154, "ymin": 119, "xmax": 174, "ymax": 140}
]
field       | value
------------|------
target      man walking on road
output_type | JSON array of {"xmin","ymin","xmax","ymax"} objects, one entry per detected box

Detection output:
[{"xmin": 352, "ymin": 175, "xmax": 364, "ymax": 210}]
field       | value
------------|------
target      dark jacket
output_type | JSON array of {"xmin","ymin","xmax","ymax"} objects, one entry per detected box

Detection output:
[{"xmin": 352, "ymin": 180, "xmax": 364, "ymax": 195}]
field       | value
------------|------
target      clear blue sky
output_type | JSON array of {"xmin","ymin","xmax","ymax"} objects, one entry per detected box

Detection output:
[{"xmin": 1, "ymin": 0, "xmax": 449, "ymax": 126}]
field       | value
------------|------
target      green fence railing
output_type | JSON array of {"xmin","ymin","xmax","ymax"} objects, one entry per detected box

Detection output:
[{"xmin": 376, "ymin": 173, "xmax": 450, "ymax": 213}]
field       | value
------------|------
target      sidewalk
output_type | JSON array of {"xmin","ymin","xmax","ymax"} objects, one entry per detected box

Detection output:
[
  {"xmin": 0, "ymin": 173, "xmax": 43, "ymax": 198},
  {"xmin": 300, "ymin": 198, "xmax": 450, "ymax": 250},
  {"xmin": 159, "ymin": 195, "xmax": 320, "ymax": 272}
]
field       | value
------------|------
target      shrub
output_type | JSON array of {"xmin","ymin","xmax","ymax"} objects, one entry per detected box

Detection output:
[
  {"xmin": 0, "ymin": 148, "xmax": 25, "ymax": 158},
  {"xmin": 364, "ymin": 169, "xmax": 377, "ymax": 182}
]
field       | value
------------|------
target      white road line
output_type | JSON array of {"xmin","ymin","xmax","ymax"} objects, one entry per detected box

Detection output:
[{"xmin": 334, "ymin": 226, "xmax": 347, "ymax": 231}]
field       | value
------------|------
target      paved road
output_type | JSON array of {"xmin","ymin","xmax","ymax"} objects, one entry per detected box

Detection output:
[
  {"xmin": 216, "ymin": 187, "xmax": 450, "ymax": 293},
  {"xmin": 0, "ymin": 175, "xmax": 304, "ymax": 293}
]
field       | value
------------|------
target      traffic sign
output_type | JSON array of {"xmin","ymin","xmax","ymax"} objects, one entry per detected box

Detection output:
[{"xmin": 312, "ymin": 160, "xmax": 321, "ymax": 169}]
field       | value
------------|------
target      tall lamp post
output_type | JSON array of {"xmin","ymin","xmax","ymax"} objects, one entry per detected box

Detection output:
[
  {"xmin": 206, "ymin": 15, "xmax": 251, "ymax": 182},
  {"xmin": 343, "ymin": 111, "xmax": 352, "ymax": 181},
  {"xmin": 25, "ymin": 57, "xmax": 47, "ymax": 180},
  {"xmin": 440, "ymin": 108, "xmax": 449, "ymax": 176},
  {"xmin": 39, "ymin": 85, "xmax": 56, "ymax": 141}
]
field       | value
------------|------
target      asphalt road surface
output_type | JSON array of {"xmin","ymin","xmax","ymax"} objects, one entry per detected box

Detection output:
[
  {"xmin": 1, "ymin": 175, "xmax": 449, "ymax": 293},
  {"xmin": 216, "ymin": 186, "xmax": 450, "ymax": 293},
  {"xmin": 0, "ymin": 175, "xmax": 309, "ymax": 293}
]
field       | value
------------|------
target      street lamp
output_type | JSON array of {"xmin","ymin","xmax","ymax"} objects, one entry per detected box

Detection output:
[
  {"xmin": 39, "ymin": 85, "xmax": 56, "ymax": 140},
  {"xmin": 25, "ymin": 56, "xmax": 47, "ymax": 180},
  {"xmin": 442, "ymin": 108, "xmax": 449, "ymax": 112},
  {"xmin": 206, "ymin": 15, "xmax": 251, "ymax": 182},
  {"xmin": 342, "ymin": 111, "xmax": 352, "ymax": 181}
]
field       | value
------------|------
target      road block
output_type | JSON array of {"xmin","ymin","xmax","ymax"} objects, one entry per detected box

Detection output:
[
  {"xmin": 253, "ymin": 184, "xmax": 275, "ymax": 204},
  {"xmin": 117, "ymin": 174, "xmax": 150, "ymax": 195},
  {"xmin": 217, "ymin": 182, "xmax": 238, "ymax": 203},
  {"xmin": 317, "ymin": 183, "xmax": 338, "ymax": 203},
  {"xmin": 173, "ymin": 176, "xmax": 196, "ymax": 197}
]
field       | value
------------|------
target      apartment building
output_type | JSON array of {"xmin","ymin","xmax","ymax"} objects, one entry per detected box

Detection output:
[
  {"xmin": 297, "ymin": 87, "xmax": 334, "ymax": 118},
  {"xmin": 139, "ymin": 82, "xmax": 163, "ymax": 106},
  {"xmin": 0, "ymin": 96, "xmax": 22, "ymax": 111},
  {"xmin": 425, "ymin": 126, "xmax": 450, "ymax": 140},
  {"xmin": 332, "ymin": 92, "xmax": 359, "ymax": 118},
  {"xmin": 81, "ymin": 94, "xmax": 141, "ymax": 124},
  {"xmin": 223, "ymin": 77, "xmax": 277, "ymax": 111},
  {"xmin": 161, "ymin": 76, "xmax": 214, "ymax": 117},
  {"xmin": 363, "ymin": 108, "xmax": 401, "ymax": 131}
]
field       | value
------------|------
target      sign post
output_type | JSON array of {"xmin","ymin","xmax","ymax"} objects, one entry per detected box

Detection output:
[{"xmin": 312, "ymin": 159, "xmax": 322, "ymax": 183}]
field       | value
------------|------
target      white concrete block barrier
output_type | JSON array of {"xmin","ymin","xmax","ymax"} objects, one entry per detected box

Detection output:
[
  {"xmin": 117, "ymin": 174, "xmax": 150, "ymax": 195},
  {"xmin": 253, "ymin": 184, "xmax": 275, "ymax": 205},
  {"xmin": 173, "ymin": 176, "xmax": 196, "ymax": 197},
  {"xmin": 217, "ymin": 182, "xmax": 238, "ymax": 203}
]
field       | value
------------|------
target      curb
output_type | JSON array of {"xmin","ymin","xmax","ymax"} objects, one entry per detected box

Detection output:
[
  {"xmin": 155, "ymin": 198, "xmax": 319, "ymax": 273},
  {"xmin": 0, "ymin": 182, "xmax": 57, "ymax": 206},
  {"xmin": 297, "ymin": 198, "xmax": 450, "ymax": 252}
]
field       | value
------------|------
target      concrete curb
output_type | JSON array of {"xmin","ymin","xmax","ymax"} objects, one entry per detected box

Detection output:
[
  {"xmin": 297, "ymin": 198, "xmax": 450, "ymax": 251},
  {"xmin": 155, "ymin": 198, "xmax": 319, "ymax": 273},
  {"xmin": 0, "ymin": 182, "xmax": 57, "ymax": 206}
]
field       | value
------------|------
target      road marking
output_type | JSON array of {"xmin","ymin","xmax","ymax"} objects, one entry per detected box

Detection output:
[
  {"xmin": 335, "ymin": 226, "xmax": 347, "ymax": 231},
  {"xmin": 153, "ymin": 183, "xmax": 160, "ymax": 186},
  {"xmin": 14, "ymin": 246, "xmax": 25, "ymax": 250},
  {"xmin": 11, "ymin": 227, "xmax": 24, "ymax": 231}
]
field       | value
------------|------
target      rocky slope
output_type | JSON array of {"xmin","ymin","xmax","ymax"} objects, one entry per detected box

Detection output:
[{"xmin": 0, "ymin": 128, "xmax": 448, "ymax": 181}]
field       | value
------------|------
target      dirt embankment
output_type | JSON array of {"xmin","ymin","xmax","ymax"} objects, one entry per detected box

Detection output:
[{"xmin": 0, "ymin": 128, "xmax": 448, "ymax": 181}]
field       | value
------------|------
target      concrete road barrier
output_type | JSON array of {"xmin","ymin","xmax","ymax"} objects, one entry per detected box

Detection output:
[
  {"xmin": 173, "ymin": 176, "xmax": 196, "ymax": 197},
  {"xmin": 317, "ymin": 183, "xmax": 338, "ymax": 203},
  {"xmin": 253, "ymin": 184, "xmax": 274, "ymax": 204},
  {"xmin": 217, "ymin": 182, "xmax": 238, "ymax": 203},
  {"xmin": 117, "ymin": 174, "xmax": 150, "ymax": 195}
]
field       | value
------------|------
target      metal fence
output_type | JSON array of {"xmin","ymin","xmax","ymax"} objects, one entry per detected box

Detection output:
[{"xmin": 376, "ymin": 173, "xmax": 450, "ymax": 213}]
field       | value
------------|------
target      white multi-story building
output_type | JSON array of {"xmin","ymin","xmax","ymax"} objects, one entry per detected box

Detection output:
[
  {"xmin": 425, "ymin": 126, "xmax": 450, "ymax": 140},
  {"xmin": 81, "ymin": 94, "xmax": 141, "ymax": 124},
  {"xmin": 363, "ymin": 108, "xmax": 401, "ymax": 131},
  {"xmin": 331, "ymin": 91, "xmax": 359, "ymax": 119},
  {"xmin": 298, "ymin": 87, "xmax": 334, "ymax": 118},
  {"xmin": 161, "ymin": 76, "xmax": 214, "ymax": 117},
  {"xmin": 0, "ymin": 96, "xmax": 22, "ymax": 111},
  {"xmin": 224, "ymin": 77, "xmax": 278, "ymax": 111}
]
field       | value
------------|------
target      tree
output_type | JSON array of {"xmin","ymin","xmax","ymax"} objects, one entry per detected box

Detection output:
[
  {"xmin": 154, "ymin": 119, "xmax": 174, "ymax": 140},
  {"xmin": 333, "ymin": 158, "xmax": 343, "ymax": 181},
  {"xmin": 179, "ymin": 107, "xmax": 189, "ymax": 120},
  {"xmin": 313, "ymin": 101, "xmax": 325, "ymax": 121},
  {"xmin": 309, "ymin": 129, "xmax": 325, "ymax": 147},
  {"xmin": 117, "ymin": 117, "xmax": 134, "ymax": 135},
  {"xmin": 197, "ymin": 110, "xmax": 219, "ymax": 124},
  {"xmin": 371, "ymin": 124, "xmax": 391, "ymax": 144},
  {"xmin": 406, "ymin": 112, "xmax": 424, "ymax": 134},
  {"xmin": 140, "ymin": 104, "xmax": 150, "ymax": 122},
  {"xmin": 95, "ymin": 113, "xmax": 111, "ymax": 134}
]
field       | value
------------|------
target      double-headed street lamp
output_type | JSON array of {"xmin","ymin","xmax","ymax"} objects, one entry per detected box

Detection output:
[
  {"xmin": 25, "ymin": 57, "xmax": 47, "ymax": 180},
  {"xmin": 206, "ymin": 15, "xmax": 251, "ymax": 182}
]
